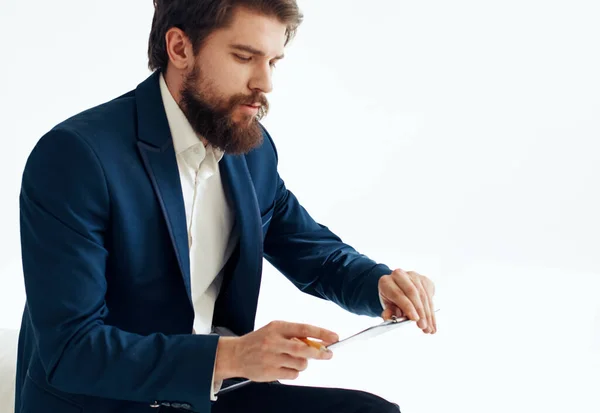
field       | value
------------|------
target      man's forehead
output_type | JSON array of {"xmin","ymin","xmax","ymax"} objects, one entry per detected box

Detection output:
[{"xmin": 222, "ymin": 8, "xmax": 287, "ymax": 56}]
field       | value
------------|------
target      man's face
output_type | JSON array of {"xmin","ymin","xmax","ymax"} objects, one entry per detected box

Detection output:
[{"xmin": 179, "ymin": 7, "xmax": 287, "ymax": 155}]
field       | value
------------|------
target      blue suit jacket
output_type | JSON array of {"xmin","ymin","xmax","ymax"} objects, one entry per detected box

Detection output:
[{"xmin": 15, "ymin": 71, "xmax": 391, "ymax": 413}]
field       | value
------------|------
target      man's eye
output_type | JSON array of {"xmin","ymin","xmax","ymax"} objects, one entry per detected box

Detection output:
[{"xmin": 234, "ymin": 54, "xmax": 251, "ymax": 62}]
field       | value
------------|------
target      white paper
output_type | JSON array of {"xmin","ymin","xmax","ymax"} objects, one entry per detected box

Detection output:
[{"xmin": 326, "ymin": 316, "xmax": 413, "ymax": 351}]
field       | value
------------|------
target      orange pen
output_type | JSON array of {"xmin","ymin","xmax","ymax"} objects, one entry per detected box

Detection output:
[{"xmin": 297, "ymin": 337, "xmax": 329, "ymax": 351}]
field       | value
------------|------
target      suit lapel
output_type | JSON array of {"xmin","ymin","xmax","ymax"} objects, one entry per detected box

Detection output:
[{"xmin": 135, "ymin": 72, "xmax": 193, "ymax": 305}]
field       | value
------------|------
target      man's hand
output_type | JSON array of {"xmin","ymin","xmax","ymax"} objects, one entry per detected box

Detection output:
[
  {"xmin": 214, "ymin": 321, "xmax": 339, "ymax": 383},
  {"xmin": 378, "ymin": 269, "xmax": 437, "ymax": 334}
]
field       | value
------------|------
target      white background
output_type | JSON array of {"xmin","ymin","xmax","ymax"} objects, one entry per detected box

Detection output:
[{"xmin": 1, "ymin": 1, "xmax": 599, "ymax": 412}]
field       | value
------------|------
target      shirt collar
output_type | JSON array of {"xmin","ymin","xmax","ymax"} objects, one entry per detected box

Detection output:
[{"xmin": 159, "ymin": 73, "xmax": 224, "ymax": 162}]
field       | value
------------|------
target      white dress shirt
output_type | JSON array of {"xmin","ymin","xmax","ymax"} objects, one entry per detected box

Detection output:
[{"xmin": 159, "ymin": 74, "xmax": 238, "ymax": 400}]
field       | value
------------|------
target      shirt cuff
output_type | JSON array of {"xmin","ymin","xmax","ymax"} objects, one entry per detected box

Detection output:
[
  {"xmin": 193, "ymin": 327, "xmax": 222, "ymax": 401},
  {"xmin": 210, "ymin": 342, "xmax": 222, "ymax": 401},
  {"xmin": 210, "ymin": 370, "xmax": 222, "ymax": 401}
]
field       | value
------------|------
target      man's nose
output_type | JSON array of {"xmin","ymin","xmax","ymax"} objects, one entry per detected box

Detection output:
[{"xmin": 248, "ymin": 64, "xmax": 273, "ymax": 94}]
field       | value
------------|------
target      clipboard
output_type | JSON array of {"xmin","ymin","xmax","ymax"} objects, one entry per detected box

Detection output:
[
  {"xmin": 326, "ymin": 309, "xmax": 439, "ymax": 351},
  {"xmin": 325, "ymin": 314, "xmax": 413, "ymax": 351},
  {"xmin": 217, "ymin": 312, "xmax": 437, "ymax": 396}
]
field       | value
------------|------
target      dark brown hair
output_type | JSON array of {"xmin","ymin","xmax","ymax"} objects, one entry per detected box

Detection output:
[{"xmin": 148, "ymin": 0, "xmax": 303, "ymax": 72}]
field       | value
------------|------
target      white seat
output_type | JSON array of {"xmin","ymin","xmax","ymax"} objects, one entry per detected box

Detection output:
[{"xmin": 0, "ymin": 329, "xmax": 18, "ymax": 413}]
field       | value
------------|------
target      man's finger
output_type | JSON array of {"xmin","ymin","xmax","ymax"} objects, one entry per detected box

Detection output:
[
  {"xmin": 277, "ymin": 353, "xmax": 311, "ymax": 373},
  {"xmin": 381, "ymin": 307, "xmax": 394, "ymax": 320},
  {"xmin": 420, "ymin": 276, "xmax": 437, "ymax": 332},
  {"xmin": 427, "ymin": 285, "xmax": 437, "ymax": 333},
  {"xmin": 413, "ymin": 275, "xmax": 433, "ymax": 333},
  {"xmin": 392, "ymin": 270, "xmax": 427, "ymax": 327},
  {"xmin": 382, "ymin": 286, "xmax": 419, "ymax": 321},
  {"xmin": 430, "ymin": 297, "xmax": 437, "ymax": 333},
  {"xmin": 277, "ymin": 322, "xmax": 339, "ymax": 344},
  {"xmin": 277, "ymin": 367, "xmax": 301, "ymax": 381},
  {"xmin": 284, "ymin": 338, "xmax": 332, "ymax": 360},
  {"xmin": 412, "ymin": 276, "xmax": 432, "ymax": 332}
]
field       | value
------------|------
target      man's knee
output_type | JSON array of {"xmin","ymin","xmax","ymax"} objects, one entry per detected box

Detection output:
[
  {"xmin": 371, "ymin": 401, "xmax": 400, "ymax": 413},
  {"xmin": 354, "ymin": 391, "xmax": 400, "ymax": 413},
  {"xmin": 389, "ymin": 402, "xmax": 401, "ymax": 412}
]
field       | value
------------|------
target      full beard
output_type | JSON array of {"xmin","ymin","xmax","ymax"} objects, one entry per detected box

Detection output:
[{"xmin": 179, "ymin": 64, "xmax": 269, "ymax": 155}]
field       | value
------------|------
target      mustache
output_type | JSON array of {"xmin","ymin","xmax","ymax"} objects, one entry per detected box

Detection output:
[
  {"xmin": 229, "ymin": 92, "xmax": 269, "ymax": 120},
  {"xmin": 230, "ymin": 92, "xmax": 268, "ymax": 108}
]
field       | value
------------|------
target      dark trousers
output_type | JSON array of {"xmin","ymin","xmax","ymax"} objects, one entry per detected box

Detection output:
[{"xmin": 210, "ymin": 381, "xmax": 400, "ymax": 413}]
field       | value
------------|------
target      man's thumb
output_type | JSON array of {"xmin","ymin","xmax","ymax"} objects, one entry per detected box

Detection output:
[{"xmin": 381, "ymin": 307, "xmax": 394, "ymax": 320}]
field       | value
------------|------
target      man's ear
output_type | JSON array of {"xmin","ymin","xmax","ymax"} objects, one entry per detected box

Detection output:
[{"xmin": 165, "ymin": 27, "xmax": 194, "ymax": 71}]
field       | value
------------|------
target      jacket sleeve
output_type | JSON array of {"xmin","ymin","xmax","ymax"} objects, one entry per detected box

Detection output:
[
  {"xmin": 20, "ymin": 128, "xmax": 217, "ymax": 412},
  {"xmin": 261, "ymin": 133, "xmax": 391, "ymax": 318}
]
